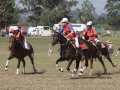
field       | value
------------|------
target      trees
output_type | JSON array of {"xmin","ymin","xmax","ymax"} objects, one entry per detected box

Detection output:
[
  {"xmin": 19, "ymin": 0, "xmax": 78, "ymax": 27},
  {"xmin": 0, "ymin": 0, "xmax": 20, "ymax": 28},
  {"xmin": 76, "ymin": 0, "xmax": 95, "ymax": 24},
  {"xmin": 104, "ymin": 0, "xmax": 120, "ymax": 27}
]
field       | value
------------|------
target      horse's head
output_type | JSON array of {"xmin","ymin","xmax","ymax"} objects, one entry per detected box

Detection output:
[
  {"xmin": 8, "ymin": 35, "xmax": 17, "ymax": 50},
  {"xmin": 51, "ymin": 30, "xmax": 60, "ymax": 46}
]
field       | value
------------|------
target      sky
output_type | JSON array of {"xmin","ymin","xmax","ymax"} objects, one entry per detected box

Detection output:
[{"xmin": 72, "ymin": 0, "xmax": 107, "ymax": 15}]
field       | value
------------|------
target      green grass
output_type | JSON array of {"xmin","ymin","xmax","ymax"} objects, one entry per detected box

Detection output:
[{"xmin": 0, "ymin": 36, "xmax": 120, "ymax": 90}]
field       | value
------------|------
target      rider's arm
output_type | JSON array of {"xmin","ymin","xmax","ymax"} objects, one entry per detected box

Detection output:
[
  {"xmin": 92, "ymin": 28, "xmax": 97, "ymax": 36},
  {"xmin": 16, "ymin": 32, "xmax": 21, "ymax": 38},
  {"xmin": 59, "ymin": 27, "xmax": 63, "ymax": 33},
  {"xmin": 81, "ymin": 30, "xmax": 87, "ymax": 36}
]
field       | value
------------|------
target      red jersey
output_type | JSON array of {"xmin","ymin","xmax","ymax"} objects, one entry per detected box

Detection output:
[
  {"xmin": 9, "ymin": 30, "xmax": 25, "ymax": 40},
  {"xmin": 82, "ymin": 27, "xmax": 98, "ymax": 41},
  {"xmin": 62, "ymin": 23, "xmax": 76, "ymax": 40}
]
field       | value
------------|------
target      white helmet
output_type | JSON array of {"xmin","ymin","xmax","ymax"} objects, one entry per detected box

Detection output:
[
  {"xmin": 86, "ymin": 21, "xmax": 92, "ymax": 25},
  {"xmin": 13, "ymin": 26, "xmax": 19, "ymax": 30},
  {"xmin": 61, "ymin": 17, "xmax": 69, "ymax": 23}
]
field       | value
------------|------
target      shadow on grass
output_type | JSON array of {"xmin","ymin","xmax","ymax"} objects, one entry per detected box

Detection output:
[
  {"xmin": 93, "ymin": 70, "xmax": 120, "ymax": 75},
  {"xmin": 70, "ymin": 70, "xmax": 120, "ymax": 79},
  {"xmin": 25, "ymin": 69, "xmax": 46, "ymax": 75}
]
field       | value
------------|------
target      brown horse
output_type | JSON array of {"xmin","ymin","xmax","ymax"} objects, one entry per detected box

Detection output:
[
  {"xmin": 51, "ymin": 31, "xmax": 101, "ymax": 77},
  {"xmin": 79, "ymin": 38, "xmax": 117, "ymax": 75},
  {"xmin": 5, "ymin": 35, "xmax": 37, "ymax": 74}
]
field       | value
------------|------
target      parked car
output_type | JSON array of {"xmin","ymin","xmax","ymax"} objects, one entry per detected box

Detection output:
[{"xmin": 30, "ymin": 30, "xmax": 37, "ymax": 36}]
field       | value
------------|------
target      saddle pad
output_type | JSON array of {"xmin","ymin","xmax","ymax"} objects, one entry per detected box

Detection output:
[{"xmin": 80, "ymin": 43, "xmax": 88, "ymax": 50}]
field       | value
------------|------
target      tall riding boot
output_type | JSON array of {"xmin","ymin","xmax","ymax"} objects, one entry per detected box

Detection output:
[{"xmin": 97, "ymin": 42, "xmax": 102, "ymax": 57}]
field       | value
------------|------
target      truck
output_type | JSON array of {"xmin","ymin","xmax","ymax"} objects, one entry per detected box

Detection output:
[
  {"xmin": 28, "ymin": 26, "xmax": 51, "ymax": 37},
  {"xmin": 28, "ymin": 27, "xmax": 37, "ymax": 36},
  {"xmin": 36, "ymin": 26, "xmax": 51, "ymax": 36}
]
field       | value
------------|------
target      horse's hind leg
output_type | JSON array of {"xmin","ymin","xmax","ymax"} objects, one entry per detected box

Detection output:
[
  {"xmin": 98, "ymin": 57, "xmax": 107, "ymax": 74},
  {"xmin": 106, "ymin": 55, "xmax": 117, "ymax": 67},
  {"xmin": 103, "ymin": 49, "xmax": 117, "ymax": 67},
  {"xmin": 29, "ymin": 55, "xmax": 37, "ymax": 73},
  {"xmin": 5, "ymin": 56, "xmax": 13, "ymax": 71}
]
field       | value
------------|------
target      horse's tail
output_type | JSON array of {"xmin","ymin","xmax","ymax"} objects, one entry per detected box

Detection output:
[{"xmin": 29, "ymin": 43, "xmax": 34, "ymax": 57}]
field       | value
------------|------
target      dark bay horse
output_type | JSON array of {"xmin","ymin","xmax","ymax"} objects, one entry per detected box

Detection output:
[
  {"xmin": 5, "ymin": 35, "xmax": 37, "ymax": 74},
  {"xmin": 79, "ymin": 38, "xmax": 117, "ymax": 75},
  {"xmin": 51, "ymin": 31, "xmax": 99, "ymax": 77}
]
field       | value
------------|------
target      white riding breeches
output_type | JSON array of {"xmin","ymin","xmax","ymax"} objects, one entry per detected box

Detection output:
[
  {"xmin": 75, "ymin": 36, "xmax": 79, "ymax": 48},
  {"xmin": 23, "ymin": 38, "xmax": 29, "ymax": 49},
  {"xmin": 94, "ymin": 38, "xmax": 101, "ymax": 44}
]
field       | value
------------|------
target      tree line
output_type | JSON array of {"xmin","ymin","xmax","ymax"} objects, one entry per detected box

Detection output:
[{"xmin": 0, "ymin": 0, "xmax": 120, "ymax": 30}]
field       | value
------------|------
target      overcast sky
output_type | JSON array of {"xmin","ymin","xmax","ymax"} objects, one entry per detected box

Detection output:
[{"xmin": 72, "ymin": 0, "xmax": 107, "ymax": 15}]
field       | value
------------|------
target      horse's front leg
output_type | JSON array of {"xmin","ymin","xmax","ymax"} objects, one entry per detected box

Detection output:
[
  {"xmin": 71, "ymin": 59, "xmax": 80, "ymax": 77},
  {"xmin": 56, "ymin": 57, "xmax": 65, "ymax": 72},
  {"xmin": 79, "ymin": 59, "xmax": 84, "ymax": 76},
  {"xmin": 21, "ymin": 59, "xmax": 26, "ymax": 74},
  {"xmin": 79, "ymin": 57, "xmax": 88, "ymax": 74},
  {"xmin": 66, "ymin": 58, "xmax": 76, "ymax": 77},
  {"xmin": 16, "ymin": 59, "xmax": 21, "ymax": 75},
  {"xmin": 89, "ymin": 57, "xmax": 93, "ymax": 75},
  {"xmin": 5, "ymin": 56, "xmax": 13, "ymax": 71}
]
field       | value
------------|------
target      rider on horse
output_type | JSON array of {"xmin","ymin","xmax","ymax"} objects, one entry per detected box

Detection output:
[
  {"xmin": 9, "ymin": 26, "xmax": 29, "ymax": 50},
  {"xmin": 81, "ymin": 21, "xmax": 102, "ymax": 56},
  {"xmin": 59, "ymin": 17, "xmax": 85, "ymax": 59}
]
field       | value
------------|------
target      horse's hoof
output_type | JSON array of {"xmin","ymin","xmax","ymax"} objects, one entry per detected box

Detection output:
[
  {"xmin": 89, "ymin": 73, "xmax": 92, "ymax": 76},
  {"xmin": 71, "ymin": 74, "xmax": 75, "ymax": 78},
  {"xmin": 16, "ymin": 73, "xmax": 19, "ymax": 75},
  {"xmin": 60, "ymin": 68, "xmax": 64, "ymax": 72},
  {"xmin": 5, "ymin": 68, "xmax": 8, "ymax": 71},
  {"xmin": 113, "ymin": 63, "xmax": 117, "ymax": 67},
  {"xmin": 79, "ymin": 73, "xmax": 83, "ymax": 76},
  {"xmin": 80, "ymin": 71, "xmax": 83, "ymax": 73}
]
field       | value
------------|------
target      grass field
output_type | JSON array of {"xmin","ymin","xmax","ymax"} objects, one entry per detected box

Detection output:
[{"xmin": 0, "ymin": 36, "xmax": 120, "ymax": 90}]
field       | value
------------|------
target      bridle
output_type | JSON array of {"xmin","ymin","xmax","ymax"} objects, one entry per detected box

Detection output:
[{"xmin": 52, "ymin": 32, "xmax": 69, "ymax": 46}]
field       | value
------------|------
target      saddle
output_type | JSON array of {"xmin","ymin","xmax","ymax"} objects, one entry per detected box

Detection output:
[
  {"xmin": 70, "ymin": 39, "xmax": 88, "ymax": 50},
  {"xmin": 17, "ymin": 40, "xmax": 30, "ymax": 50}
]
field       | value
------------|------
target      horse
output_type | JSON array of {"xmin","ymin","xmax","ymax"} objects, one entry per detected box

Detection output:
[
  {"xmin": 79, "ymin": 38, "xmax": 117, "ymax": 75},
  {"xmin": 51, "ymin": 31, "xmax": 99, "ymax": 77},
  {"xmin": 5, "ymin": 35, "xmax": 37, "ymax": 74}
]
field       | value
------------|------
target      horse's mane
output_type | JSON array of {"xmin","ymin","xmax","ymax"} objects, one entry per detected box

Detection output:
[{"xmin": 79, "ymin": 37, "xmax": 92, "ymax": 46}]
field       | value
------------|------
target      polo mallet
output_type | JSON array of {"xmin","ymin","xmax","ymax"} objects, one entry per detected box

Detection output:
[{"xmin": 48, "ymin": 44, "xmax": 53, "ymax": 56}]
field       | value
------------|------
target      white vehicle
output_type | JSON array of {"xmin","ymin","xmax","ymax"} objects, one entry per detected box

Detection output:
[
  {"xmin": 29, "ymin": 30, "xmax": 38, "ymax": 36},
  {"xmin": 53, "ymin": 23, "xmax": 86, "ymax": 32},
  {"xmin": 28, "ymin": 27, "xmax": 37, "ymax": 36},
  {"xmin": 53, "ymin": 24, "xmax": 61, "ymax": 32},
  {"xmin": 36, "ymin": 26, "xmax": 51, "ymax": 36},
  {"xmin": 71, "ymin": 23, "xmax": 86, "ymax": 32}
]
